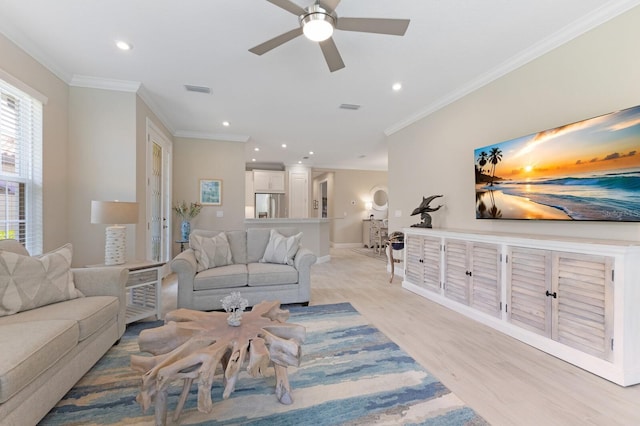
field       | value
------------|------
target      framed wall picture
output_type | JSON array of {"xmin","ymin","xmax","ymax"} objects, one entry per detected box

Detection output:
[{"xmin": 199, "ymin": 179, "xmax": 222, "ymax": 205}]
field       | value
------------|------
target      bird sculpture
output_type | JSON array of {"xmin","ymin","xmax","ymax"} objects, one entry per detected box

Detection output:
[{"xmin": 410, "ymin": 195, "xmax": 443, "ymax": 228}]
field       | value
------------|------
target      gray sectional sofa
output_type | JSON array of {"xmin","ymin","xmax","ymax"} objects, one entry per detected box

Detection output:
[
  {"xmin": 0, "ymin": 239, "xmax": 128, "ymax": 426},
  {"xmin": 171, "ymin": 228, "xmax": 316, "ymax": 311}
]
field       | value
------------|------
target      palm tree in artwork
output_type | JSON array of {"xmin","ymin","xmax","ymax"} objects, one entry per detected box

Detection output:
[
  {"xmin": 477, "ymin": 151, "xmax": 488, "ymax": 173},
  {"xmin": 488, "ymin": 147, "xmax": 503, "ymax": 186}
]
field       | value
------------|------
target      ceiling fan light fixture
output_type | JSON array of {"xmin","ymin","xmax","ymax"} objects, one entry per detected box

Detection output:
[{"xmin": 300, "ymin": 5, "xmax": 335, "ymax": 42}]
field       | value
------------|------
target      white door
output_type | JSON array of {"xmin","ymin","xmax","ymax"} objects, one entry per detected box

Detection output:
[
  {"xmin": 289, "ymin": 171, "xmax": 308, "ymax": 218},
  {"xmin": 146, "ymin": 120, "xmax": 172, "ymax": 268}
]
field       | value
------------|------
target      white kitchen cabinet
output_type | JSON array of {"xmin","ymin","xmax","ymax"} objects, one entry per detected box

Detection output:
[
  {"xmin": 403, "ymin": 227, "xmax": 640, "ymax": 386},
  {"xmin": 253, "ymin": 170, "xmax": 285, "ymax": 193}
]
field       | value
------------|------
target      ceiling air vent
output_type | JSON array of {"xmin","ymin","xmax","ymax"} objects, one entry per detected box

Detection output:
[
  {"xmin": 339, "ymin": 103, "xmax": 361, "ymax": 110},
  {"xmin": 184, "ymin": 84, "xmax": 211, "ymax": 94}
]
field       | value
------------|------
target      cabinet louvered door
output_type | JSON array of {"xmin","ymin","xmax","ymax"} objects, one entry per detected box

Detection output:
[
  {"xmin": 405, "ymin": 234, "xmax": 425, "ymax": 285},
  {"xmin": 421, "ymin": 236, "xmax": 441, "ymax": 293},
  {"xmin": 444, "ymin": 239, "xmax": 470, "ymax": 305},
  {"xmin": 470, "ymin": 243, "xmax": 502, "ymax": 318},
  {"xmin": 507, "ymin": 247, "xmax": 552, "ymax": 337},
  {"xmin": 552, "ymin": 252, "xmax": 614, "ymax": 361}
]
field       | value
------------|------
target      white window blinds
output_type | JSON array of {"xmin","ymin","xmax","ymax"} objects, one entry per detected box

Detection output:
[{"xmin": 0, "ymin": 77, "xmax": 43, "ymax": 255}]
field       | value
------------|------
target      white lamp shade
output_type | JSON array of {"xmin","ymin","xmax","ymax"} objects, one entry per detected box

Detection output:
[{"xmin": 91, "ymin": 201, "xmax": 138, "ymax": 225}]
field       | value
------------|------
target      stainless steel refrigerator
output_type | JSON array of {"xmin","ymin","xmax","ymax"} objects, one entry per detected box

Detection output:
[{"xmin": 255, "ymin": 193, "xmax": 286, "ymax": 218}]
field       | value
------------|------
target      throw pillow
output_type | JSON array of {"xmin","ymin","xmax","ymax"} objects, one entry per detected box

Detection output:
[
  {"xmin": 190, "ymin": 232, "xmax": 233, "ymax": 272},
  {"xmin": 0, "ymin": 243, "xmax": 84, "ymax": 316},
  {"xmin": 260, "ymin": 229, "xmax": 302, "ymax": 265}
]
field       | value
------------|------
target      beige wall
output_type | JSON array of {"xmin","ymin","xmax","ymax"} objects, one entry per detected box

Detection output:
[
  {"xmin": 172, "ymin": 137, "xmax": 245, "ymax": 257},
  {"xmin": 388, "ymin": 6, "xmax": 640, "ymax": 242},
  {"xmin": 313, "ymin": 169, "xmax": 387, "ymax": 245},
  {"xmin": 0, "ymin": 33, "xmax": 69, "ymax": 253},
  {"xmin": 68, "ymin": 87, "xmax": 137, "ymax": 267}
]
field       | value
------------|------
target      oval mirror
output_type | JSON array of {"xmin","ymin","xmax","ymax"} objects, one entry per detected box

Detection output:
[{"xmin": 370, "ymin": 185, "xmax": 388, "ymax": 211}]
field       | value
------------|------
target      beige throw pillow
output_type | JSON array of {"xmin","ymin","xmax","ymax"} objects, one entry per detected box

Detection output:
[
  {"xmin": 0, "ymin": 243, "xmax": 83, "ymax": 316},
  {"xmin": 190, "ymin": 232, "xmax": 233, "ymax": 272},
  {"xmin": 260, "ymin": 229, "xmax": 302, "ymax": 266}
]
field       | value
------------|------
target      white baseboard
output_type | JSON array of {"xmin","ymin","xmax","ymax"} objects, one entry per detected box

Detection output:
[
  {"xmin": 331, "ymin": 242, "xmax": 364, "ymax": 249},
  {"xmin": 315, "ymin": 255, "xmax": 331, "ymax": 264}
]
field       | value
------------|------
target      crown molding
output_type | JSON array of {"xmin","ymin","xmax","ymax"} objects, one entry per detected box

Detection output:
[
  {"xmin": 137, "ymin": 84, "xmax": 176, "ymax": 135},
  {"xmin": 0, "ymin": 21, "xmax": 73, "ymax": 84},
  {"xmin": 385, "ymin": 0, "xmax": 640, "ymax": 136},
  {"xmin": 69, "ymin": 75, "xmax": 141, "ymax": 92},
  {"xmin": 173, "ymin": 130, "xmax": 250, "ymax": 143}
]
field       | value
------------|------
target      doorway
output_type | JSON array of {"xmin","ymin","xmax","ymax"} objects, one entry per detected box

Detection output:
[
  {"xmin": 319, "ymin": 180, "xmax": 328, "ymax": 218},
  {"xmin": 146, "ymin": 119, "xmax": 172, "ymax": 267}
]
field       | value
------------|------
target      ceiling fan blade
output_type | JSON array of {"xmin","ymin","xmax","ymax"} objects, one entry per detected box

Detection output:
[
  {"xmin": 318, "ymin": 0, "xmax": 341, "ymax": 13},
  {"xmin": 249, "ymin": 27, "xmax": 303, "ymax": 56},
  {"xmin": 267, "ymin": 0, "xmax": 306, "ymax": 16},
  {"xmin": 319, "ymin": 37, "xmax": 345, "ymax": 72},
  {"xmin": 336, "ymin": 17, "xmax": 410, "ymax": 36}
]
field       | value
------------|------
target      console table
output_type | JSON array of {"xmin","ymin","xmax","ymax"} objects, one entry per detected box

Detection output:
[{"xmin": 403, "ymin": 227, "xmax": 640, "ymax": 386}]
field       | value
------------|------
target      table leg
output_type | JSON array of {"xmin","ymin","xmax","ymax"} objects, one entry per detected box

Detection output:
[{"xmin": 389, "ymin": 245, "xmax": 395, "ymax": 283}]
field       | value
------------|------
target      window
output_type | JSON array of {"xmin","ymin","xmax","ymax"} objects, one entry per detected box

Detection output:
[{"xmin": 0, "ymin": 77, "xmax": 43, "ymax": 254}]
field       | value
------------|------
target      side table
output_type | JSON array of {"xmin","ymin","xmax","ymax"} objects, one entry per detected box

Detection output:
[
  {"xmin": 87, "ymin": 260, "xmax": 165, "ymax": 324},
  {"xmin": 175, "ymin": 240, "xmax": 189, "ymax": 252},
  {"xmin": 124, "ymin": 261, "xmax": 165, "ymax": 324}
]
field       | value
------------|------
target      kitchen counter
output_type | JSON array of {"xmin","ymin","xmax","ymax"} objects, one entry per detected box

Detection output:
[{"xmin": 244, "ymin": 218, "xmax": 330, "ymax": 262}]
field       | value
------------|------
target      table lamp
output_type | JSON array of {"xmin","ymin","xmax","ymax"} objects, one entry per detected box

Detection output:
[{"xmin": 91, "ymin": 200, "xmax": 139, "ymax": 265}]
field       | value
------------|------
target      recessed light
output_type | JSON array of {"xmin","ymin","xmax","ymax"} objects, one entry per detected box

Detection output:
[
  {"xmin": 252, "ymin": 158, "xmax": 256, "ymax": 162},
  {"xmin": 116, "ymin": 40, "xmax": 132, "ymax": 51},
  {"xmin": 298, "ymin": 160, "xmax": 302, "ymax": 164},
  {"xmin": 281, "ymin": 144, "xmax": 287, "ymax": 148},
  {"xmin": 222, "ymin": 121, "xmax": 230, "ymax": 127},
  {"xmin": 309, "ymin": 151, "xmax": 314, "ymax": 155},
  {"xmin": 254, "ymin": 147, "xmax": 260, "ymax": 152},
  {"xmin": 392, "ymin": 82, "xmax": 402, "ymax": 91}
]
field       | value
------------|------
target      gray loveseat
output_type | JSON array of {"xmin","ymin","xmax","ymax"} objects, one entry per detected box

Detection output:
[
  {"xmin": 171, "ymin": 228, "xmax": 316, "ymax": 311},
  {"xmin": 0, "ymin": 239, "xmax": 128, "ymax": 425}
]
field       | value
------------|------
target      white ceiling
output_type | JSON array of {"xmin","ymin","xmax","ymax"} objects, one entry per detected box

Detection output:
[{"xmin": 1, "ymin": 0, "xmax": 638, "ymax": 170}]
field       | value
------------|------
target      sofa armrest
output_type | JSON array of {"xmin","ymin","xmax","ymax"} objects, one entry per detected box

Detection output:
[
  {"xmin": 72, "ymin": 267, "xmax": 128, "ymax": 337},
  {"xmin": 294, "ymin": 247, "xmax": 316, "ymax": 271},
  {"xmin": 72, "ymin": 267, "xmax": 128, "ymax": 297},
  {"xmin": 170, "ymin": 249, "xmax": 198, "ymax": 308},
  {"xmin": 293, "ymin": 247, "xmax": 316, "ymax": 304}
]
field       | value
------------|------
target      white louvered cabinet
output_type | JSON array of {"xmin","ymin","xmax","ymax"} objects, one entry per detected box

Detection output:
[
  {"xmin": 507, "ymin": 248, "xmax": 613, "ymax": 361},
  {"xmin": 402, "ymin": 227, "xmax": 640, "ymax": 386},
  {"xmin": 443, "ymin": 239, "xmax": 501, "ymax": 317},
  {"xmin": 405, "ymin": 233, "xmax": 440, "ymax": 293}
]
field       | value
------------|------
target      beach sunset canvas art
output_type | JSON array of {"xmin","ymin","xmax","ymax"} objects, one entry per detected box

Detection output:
[{"xmin": 475, "ymin": 104, "xmax": 640, "ymax": 221}]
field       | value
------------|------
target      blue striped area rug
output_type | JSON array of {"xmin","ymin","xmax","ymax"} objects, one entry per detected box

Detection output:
[{"xmin": 41, "ymin": 303, "xmax": 488, "ymax": 425}]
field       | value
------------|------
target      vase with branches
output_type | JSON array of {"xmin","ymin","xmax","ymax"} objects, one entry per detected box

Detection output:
[{"xmin": 173, "ymin": 201, "xmax": 202, "ymax": 240}]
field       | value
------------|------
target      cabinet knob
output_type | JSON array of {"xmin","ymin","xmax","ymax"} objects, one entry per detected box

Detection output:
[
  {"xmin": 465, "ymin": 271, "xmax": 472, "ymax": 276},
  {"xmin": 545, "ymin": 290, "xmax": 557, "ymax": 298}
]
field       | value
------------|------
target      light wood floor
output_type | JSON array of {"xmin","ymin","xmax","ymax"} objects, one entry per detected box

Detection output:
[{"xmin": 160, "ymin": 248, "xmax": 640, "ymax": 426}]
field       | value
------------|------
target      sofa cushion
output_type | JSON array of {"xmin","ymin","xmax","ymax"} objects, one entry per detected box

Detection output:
[
  {"xmin": 194, "ymin": 264, "xmax": 248, "ymax": 290},
  {"xmin": 247, "ymin": 228, "xmax": 298, "ymax": 263},
  {"xmin": 0, "ymin": 239, "xmax": 29, "ymax": 256},
  {"xmin": 0, "ymin": 244, "xmax": 84, "ymax": 316},
  {"xmin": 247, "ymin": 262, "xmax": 299, "ymax": 286},
  {"xmin": 260, "ymin": 229, "xmax": 302, "ymax": 266},
  {"xmin": 0, "ymin": 296, "xmax": 119, "ymax": 342},
  {"xmin": 190, "ymin": 232, "xmax": 233, "ymax": 272},
  {"xmin": 0, "ymin": 320, "xmax": 78, "ymax": 403}
]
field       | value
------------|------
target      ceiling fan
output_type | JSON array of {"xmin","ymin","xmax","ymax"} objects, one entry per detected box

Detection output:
[{"xmin": 249, "ymin": 0, "xmax": 410, "ymax": 72}]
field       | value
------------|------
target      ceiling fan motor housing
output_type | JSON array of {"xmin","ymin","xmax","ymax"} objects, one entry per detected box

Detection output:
[{"xmin": 299, "ymin": 4, "xmax": 337, "ymax": 41}]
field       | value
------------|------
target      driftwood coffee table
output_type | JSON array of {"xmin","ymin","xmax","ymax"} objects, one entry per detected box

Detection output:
[{"xmin": 130, "ymin": 301, "xmax": 306, "ymax": 425}]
